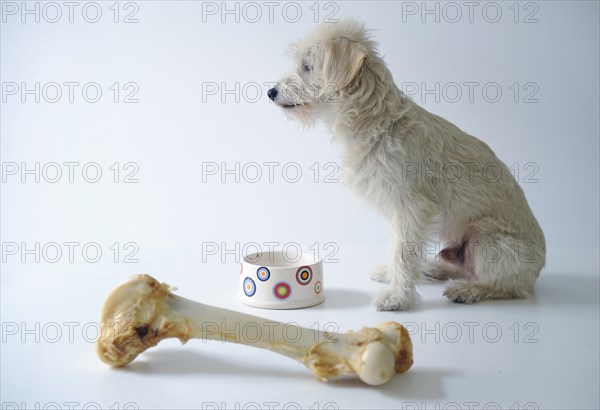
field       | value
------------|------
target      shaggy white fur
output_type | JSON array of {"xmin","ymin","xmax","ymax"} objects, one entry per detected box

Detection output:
[{"xmin": 268, "ymin": 20, "xmax": 546, "ymax": 311}]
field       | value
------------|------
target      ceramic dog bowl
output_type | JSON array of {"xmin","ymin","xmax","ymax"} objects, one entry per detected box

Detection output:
[{"xmin": 239, "ymin": 251, "xmax": 324, "ymax": 309}]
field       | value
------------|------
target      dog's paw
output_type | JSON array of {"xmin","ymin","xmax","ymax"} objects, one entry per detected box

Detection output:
[
  {"xmin": 375, "ymin": 288, "xmax": 418, "ymax": 311},
  {"xmin": 370, "ymin": 265, "xmax": 390, "ymax": 283},
  {"xmin": 443, "ymin": 280, "xmax": 481, "ymax": 304}
]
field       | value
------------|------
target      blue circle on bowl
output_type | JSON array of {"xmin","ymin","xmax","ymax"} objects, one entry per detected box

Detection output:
[
  {"xmin": 256, "ymin": 267, "xmax": 270, "ymax": 282},
  {"xmin": 243, "ymin": 277, "xmax": 256, "ymax": 297}
]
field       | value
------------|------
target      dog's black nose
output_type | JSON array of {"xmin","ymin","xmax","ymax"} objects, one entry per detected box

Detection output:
[{"xmin": 267, "ymin": 88, "xmax": 278, "ymax": 101}]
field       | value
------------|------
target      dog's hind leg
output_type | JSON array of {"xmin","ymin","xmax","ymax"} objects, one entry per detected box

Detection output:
[
  {"xmin": 443, "ymin": 279, "xmax": 529, "ymax": 303},
  {"xmin": 424, "ymin": 261, "xmax": 468, "ymax": 281},
  {"xmin": 442, "ymin": 225, "xmax": 544, "ymax": 304},
  {"xmin": 423, "ymin": 242, "xmax": 474, "ymax": 281}
]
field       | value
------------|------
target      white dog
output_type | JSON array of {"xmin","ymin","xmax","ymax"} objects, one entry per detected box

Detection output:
[{"xmin": 268, "ymin": 20, "xmax": 546, "ymax": 310}]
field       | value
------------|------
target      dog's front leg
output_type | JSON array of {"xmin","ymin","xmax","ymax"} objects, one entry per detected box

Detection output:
[{"xmin": 376, "ymin": 213, "xmax": 425, "ymax": 311}]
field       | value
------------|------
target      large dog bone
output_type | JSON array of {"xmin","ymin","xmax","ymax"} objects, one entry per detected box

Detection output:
[{"xmin": 96, "ymin": 274, "xmax": 413, "ymax": 385}]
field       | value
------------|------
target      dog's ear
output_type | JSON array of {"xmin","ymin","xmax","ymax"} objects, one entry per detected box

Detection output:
[{"xmin": 323, "ymin": 36, "xmax": 367, "ymax": 90}]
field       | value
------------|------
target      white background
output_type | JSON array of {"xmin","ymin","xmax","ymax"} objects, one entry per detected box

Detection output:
[{"xmin": 1, "ymin": 1, "xmax": 599, "ymax": 409}]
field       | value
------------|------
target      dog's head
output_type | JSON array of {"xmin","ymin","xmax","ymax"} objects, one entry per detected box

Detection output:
[{"xmin": 268, "ymin": 20, "xmax": 373, "ymax": 127}]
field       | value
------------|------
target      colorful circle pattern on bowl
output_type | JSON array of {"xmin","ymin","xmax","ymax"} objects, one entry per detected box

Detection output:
[
  {"xmin": 314, "ymin": 280, "xmax": 322, "ymax": 294},
  {"xmin": 257, "ymin": 267, "xmax": 270, "ymax": 281},
  {"xmin": 273, "ymin": 281, "xmax": 292, "ymax": 300},
  {"xmin": 243, "ymin": 277, "xmax": 256, "ymax": 297},
  {"xmin": 238, "ymin": 252, "xmax": 324, "ymax": 309},
  {"xmin": 296, "ymin": 266, "xmax": 312, "ymax": 285}
]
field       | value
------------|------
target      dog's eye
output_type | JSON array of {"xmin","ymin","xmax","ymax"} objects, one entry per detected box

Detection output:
[{"xmin": 302, "ymin": 64, "xmax": 312, "ymax": 73}]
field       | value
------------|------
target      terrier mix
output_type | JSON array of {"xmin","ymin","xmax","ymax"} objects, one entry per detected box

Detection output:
[{"xmin": 268, "ymin": 20, "xmax": 545, "ymax": 310}]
